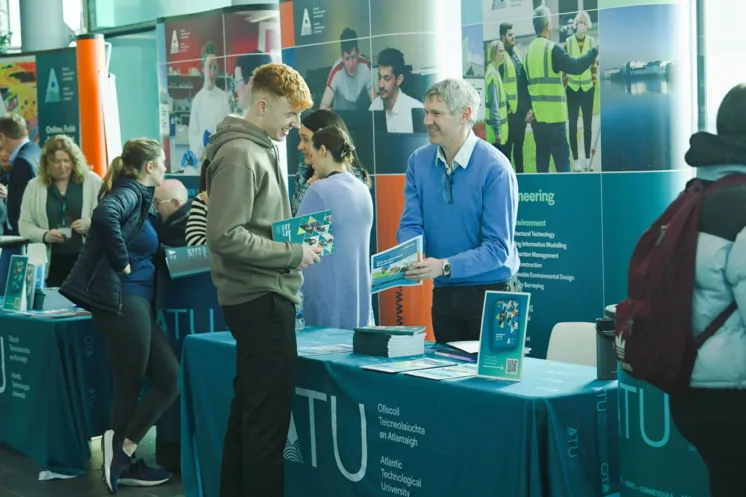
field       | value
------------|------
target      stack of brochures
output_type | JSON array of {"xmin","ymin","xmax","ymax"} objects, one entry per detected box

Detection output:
[
  {"xmin": 430, "ymin": 341, "xmax": 532, "ymax": 362},
  {"xmin": 352, "ymin": 325, "xmax": 427, "ymax": 358},
  {"xmin": 431, "ymin": 341, "xmax": 480, "ymax": 362}
]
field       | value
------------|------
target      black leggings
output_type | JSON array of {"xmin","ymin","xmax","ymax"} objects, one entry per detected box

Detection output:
[
  {"xmin": 92, "ymin": 294, "xmax": 179, "ymax": 444},
  {"xmin": 566, "ymin": 86, "xmax": 595, "ymax": 161},
  {"xmin": 670, "ymin": 388, "xmax": 746, "ymax": 497}
]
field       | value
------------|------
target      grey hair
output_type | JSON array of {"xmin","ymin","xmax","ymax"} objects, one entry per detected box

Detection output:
[
  {"xmin": 574, "ymin": 10, "xmax": 592, "ymax": 29},
  {"xmin": 532, "ymin": 6, "xmax": 552, "ymax": 34},
  {"xmin": 424, "ymin": 79, "xmax": 481, "ymax": 126}
]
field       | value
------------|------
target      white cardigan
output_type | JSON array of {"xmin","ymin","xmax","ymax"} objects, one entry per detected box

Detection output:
[{"xmin": 18, "ymin": 171, "xmax": 102, "ymax": 274}]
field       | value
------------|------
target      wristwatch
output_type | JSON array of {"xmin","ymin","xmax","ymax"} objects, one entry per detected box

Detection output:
[{"xmin": 442, "ymin": 259, "xmax": 451, "ymax": 278}]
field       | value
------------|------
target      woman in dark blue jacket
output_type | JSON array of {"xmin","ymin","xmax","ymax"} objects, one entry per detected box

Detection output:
[{"xmin": 60, "ymin": 138, "xmax": 176, "ymax": 494}]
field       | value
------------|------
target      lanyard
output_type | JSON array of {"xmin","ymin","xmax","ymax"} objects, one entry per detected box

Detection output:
[{"xmin": 57, "ymin": 183, "xmax": 70, "ymax": 227}]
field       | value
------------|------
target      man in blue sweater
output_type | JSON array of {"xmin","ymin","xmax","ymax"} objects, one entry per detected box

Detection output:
[{"xmin": 398, "ymin": 79, "xmax": 520, "ymax": 343}]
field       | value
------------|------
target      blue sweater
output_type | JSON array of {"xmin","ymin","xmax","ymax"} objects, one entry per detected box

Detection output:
[
  {"xmin": 298, "ymin": 172, "xmax": 374, "ymax": 329},
  {"xmin": 397, "ymin": 139, "xmax": 519, "ymax": 287},
  {"xmin": 120, "ymin": 215, "xmax": 159, "ymax": 300}
]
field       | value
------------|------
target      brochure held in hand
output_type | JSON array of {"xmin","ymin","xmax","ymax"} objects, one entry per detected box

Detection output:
[{"xmin": 272, "ymin": 209, "xmax": 334, "ymax": 255}]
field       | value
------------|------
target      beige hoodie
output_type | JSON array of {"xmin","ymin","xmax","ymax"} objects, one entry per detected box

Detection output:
[{"xmin": 205, "ymin": 115, "xmax": 303, "ymax": 306}]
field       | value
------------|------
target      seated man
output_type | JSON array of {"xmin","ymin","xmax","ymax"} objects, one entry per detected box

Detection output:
[{"xmin": 154, "ymin": 178, "xmax": 190, "ymax": 247}]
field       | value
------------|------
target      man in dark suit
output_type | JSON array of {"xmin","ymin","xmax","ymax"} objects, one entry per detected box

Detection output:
[{"xmin": 0, "ymin": 114, "xmax": 40, "ymax": 236}]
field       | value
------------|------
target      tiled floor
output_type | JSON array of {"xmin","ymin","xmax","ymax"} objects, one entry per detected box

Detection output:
[{"xmin": 0, "ymin": 430, "xmax": 185, "ymax": 497}]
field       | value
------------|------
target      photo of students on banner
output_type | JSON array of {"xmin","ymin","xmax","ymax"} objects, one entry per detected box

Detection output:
[
  {"xmin": 157, "ymin": 9, "xmax": 280, "ymax": 174},
  {"xmin": 475, "ymin": 0, "xmax": 600, "ymax": 174}
]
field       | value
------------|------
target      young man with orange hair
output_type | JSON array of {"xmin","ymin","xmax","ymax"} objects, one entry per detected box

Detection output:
[{"xmin": 205, "ymin": 63, "xmax": 321, "ymax": 496}]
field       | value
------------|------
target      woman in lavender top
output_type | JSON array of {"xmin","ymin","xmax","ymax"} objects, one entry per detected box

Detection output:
[
  {"xmin": 291, "ymin": 109, "xmax": 370, "ymax": 215},
  {"xmin": 297, "ymin": 125, "xmax": 373, "ymax": 329}
]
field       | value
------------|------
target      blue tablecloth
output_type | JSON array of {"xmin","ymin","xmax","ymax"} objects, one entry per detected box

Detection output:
[
  {"xmin": 0, "ymin": 298, "xmax": 113, "ymax": 475},
  {"xmin": 181, "ymin": 327, "xmax": 620, "ymax": 497}
]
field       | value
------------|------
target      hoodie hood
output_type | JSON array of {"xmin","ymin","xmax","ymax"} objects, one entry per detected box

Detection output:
[
  {"xmin": 685, "ymin": 132, "xmax": 746, "ymax": 180},
  {"xmin": 205, "ymin": 115, "xmax": 274, "ymax": 162}
]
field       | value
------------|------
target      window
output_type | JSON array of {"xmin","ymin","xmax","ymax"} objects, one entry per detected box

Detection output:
[
  {"xmin": 703, "ymin": 0, "xmax": 746, "ymax": 130},
  {"xmin": 8, "ymin": 0, "xmax": 20, "ymax": 49}
]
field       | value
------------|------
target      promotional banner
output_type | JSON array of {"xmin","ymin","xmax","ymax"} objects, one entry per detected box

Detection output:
[
  {"xmin": 0, "ymin": 49, "xmax": 81, "ymax": 149},
  {"xmin": 156, "ymin": 7, "xmax": 282, "ymax": 175},
  {"xmin": 36, "ymin": 48, "xmax": 80, "ymax": 145},
  {"xmin": 463, "ymin": 0, "xmax": 702, "ymax": 495},
  {"xmin": 462, "ymin": 0, "xmax": 694, "ymax": 352},
  {"xmin": 280, "ymin": 0, "xmax": 462, "ymax": 337}
]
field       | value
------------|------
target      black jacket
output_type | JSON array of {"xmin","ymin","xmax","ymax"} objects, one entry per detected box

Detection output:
[
  {"xmin": 7, "ymin": 141, "xmax": 41, "ymax": 235},
  {"xmin": 60, "ymin": 179, "xmax": 155, "ymax": 314},
  {"xmin": 156, "ymin": 200, "xmax": 191, "ymax": 248}
]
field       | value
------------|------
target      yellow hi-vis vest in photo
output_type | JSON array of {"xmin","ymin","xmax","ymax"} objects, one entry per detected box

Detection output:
[
  {"xmin": 484, "ymin": 64, "xmax": 509, "ymax": 144},
  {"xmin": 566, "ymin": 34, "xmax": 595, "ymax": 92},
  {"xmin": 502, "ymin": 53, "xmax": 518, "ymax": 114},
  {"xmin": 524, "ymin": 37, "xmax": 567, "ymax": 124}
]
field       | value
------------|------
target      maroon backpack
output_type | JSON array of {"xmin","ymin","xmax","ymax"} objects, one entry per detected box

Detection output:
[{"xmin": 614, "ymin": 173, "xmax": 746, "ymax": 395}]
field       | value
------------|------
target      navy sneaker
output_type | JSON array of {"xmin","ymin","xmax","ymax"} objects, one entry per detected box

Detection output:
[
  {"xmin": 119, "ymin": 458, "xmax": 172, "ymax": 487},
  {"xmin": 101, "ymin": 430, "xmax": 131, "ymax": 494}
]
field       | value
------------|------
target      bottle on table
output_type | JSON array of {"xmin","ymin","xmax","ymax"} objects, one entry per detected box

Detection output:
[{"xmin": 295, "ymin": 292, "xmax": 305, "ymax": 331}]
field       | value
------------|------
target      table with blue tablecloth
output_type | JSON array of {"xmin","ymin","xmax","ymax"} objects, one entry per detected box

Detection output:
[
  {"xmin": 181, "ymin": 327, "xmax": 620, "ymax": 497},
  {"xmin": 0, "ymin": 292, "xmax": 113, "ymax": 477}
]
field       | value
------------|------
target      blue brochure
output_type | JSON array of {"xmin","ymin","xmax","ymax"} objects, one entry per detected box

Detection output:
[
  {"xmin": 164, "ymin": 245, "xmax": 211, "ymax": 279},
  {"xmin": 477, "ymin": 291, "xmax": 531, "ymax": 381},
  {"xmin": 370, "ymin": 236, "xmax": 423, "ymax": 294},
  {"xmin": 272, "ymin": 209, "xmax": 334, "ymax": 255}
]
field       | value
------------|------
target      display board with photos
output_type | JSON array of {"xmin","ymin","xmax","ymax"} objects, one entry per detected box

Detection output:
[
  {"xmin": 279, "ymin": 0, "xmax": 462, "ymax": 339},
  {"xmin": 460, "ymin": 0, "xmax": 695, "ymax": 359},
  {"xmin": 461, "ymin": 1, "xmax": 702, "ymax": 495},
  {"xmin": 156, "ymin": 6, "xmax": 282, "ymax": 174}
]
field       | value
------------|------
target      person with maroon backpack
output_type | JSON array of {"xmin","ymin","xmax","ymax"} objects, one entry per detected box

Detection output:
[{"xmin": 614, "ymin": 83, "xmax": 746, "ymax": 496}]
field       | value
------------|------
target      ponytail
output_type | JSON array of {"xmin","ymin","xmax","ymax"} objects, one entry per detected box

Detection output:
[
  {"xmin": 99, "ymin": 156, "xmax": 125, "ymax": 199},
  {"xmin": 97, "ymin": 138, "xmax": 164, "ymax": 199}
]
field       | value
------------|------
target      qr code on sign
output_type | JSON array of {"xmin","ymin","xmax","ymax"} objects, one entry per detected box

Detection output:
[{"xmin": 506, "ymin": 359, "xmax": 518, "ymax": 375}]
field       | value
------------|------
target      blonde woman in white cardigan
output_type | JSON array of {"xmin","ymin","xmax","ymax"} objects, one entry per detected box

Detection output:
[{"xmin": 19, "ymin": 135, "xmax": 102, "ymax": 286}]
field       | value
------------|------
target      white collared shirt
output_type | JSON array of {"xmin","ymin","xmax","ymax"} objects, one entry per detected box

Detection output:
[
  {"xmin": 436, "ymin": 130, "xmax": 479, "ymax": 174},
  {"xmin": 369, "ymin": 90, "xmax": 424, "ymax": 134}
]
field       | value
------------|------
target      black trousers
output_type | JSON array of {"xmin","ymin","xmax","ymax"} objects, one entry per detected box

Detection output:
[
  {"xmin": 566, "ymin": 86, "xmax": 595, "ymax": 161},
  {"xmin": 504, "ymin": 112, "xmax": 527, "ymax": 173},
  {"xmin": 431, "ymin": 281, "xmax": 512, "ymax": 343},
  {"xmin": 220, "ymin": 293, "xmax": 297, "ymax": 497},
  {"xmin": 46, "ymin": 252, "xmax": 79, "ymax": 287},
  {"xmin": 670, "ymin": 388, "xmax": 746, "ymax": 497},
  {"xmin": 92, "ymin": 294, "xmax": 179, "ymax": 444}
]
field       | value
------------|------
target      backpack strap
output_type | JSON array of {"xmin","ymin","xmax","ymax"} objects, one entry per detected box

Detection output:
[{"xmin": 694, "ymin": 301, "xmax": 738, "ymax": 348}]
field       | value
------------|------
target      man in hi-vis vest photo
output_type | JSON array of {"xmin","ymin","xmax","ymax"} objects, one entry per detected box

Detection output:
[{"xmin": 524, "ymin": 6, "xmax": 598, "ymax": 173}]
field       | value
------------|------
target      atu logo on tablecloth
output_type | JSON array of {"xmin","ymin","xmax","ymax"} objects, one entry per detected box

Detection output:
[
  {"xmin": 0, "ymin": 336, "xmax": 6, "ymax": 394},
  {"xmin": 283, "ymin": 387, "xmax": 368, "ymax": 483}
]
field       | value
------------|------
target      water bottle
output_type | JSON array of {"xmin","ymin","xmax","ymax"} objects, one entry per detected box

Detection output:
[
  {"xmin": 295, "ymin": 292, "xmax": 305, "ymax": 331},
  {"xmin": 595, "ymin": 304, "xmax": 618, "ymax": 380}
]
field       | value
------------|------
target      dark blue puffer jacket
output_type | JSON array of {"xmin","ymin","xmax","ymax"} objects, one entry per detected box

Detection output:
[{"xmin": 60, "ymin": 178, "xmax": 155, "ymax": 315}]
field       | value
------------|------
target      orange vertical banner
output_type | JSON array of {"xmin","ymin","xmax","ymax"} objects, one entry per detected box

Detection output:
[
  {"xmin": 76, "ymin": 33, "xmax": 107, "ymax": 177},
  {"xmin": 375, "ymin": 175, "xmax": 435, "ymax": 341}
]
